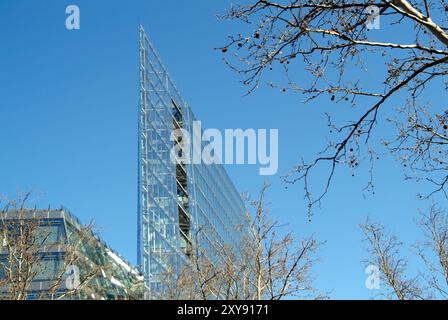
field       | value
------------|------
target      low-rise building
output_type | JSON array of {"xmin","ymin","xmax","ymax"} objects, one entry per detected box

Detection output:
[{"xmin": 0, "ymin": 209, "xmax": 144, "ymax": 300}]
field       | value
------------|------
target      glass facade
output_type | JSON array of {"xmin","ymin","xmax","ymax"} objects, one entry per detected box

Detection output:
[{"xmin": 138, "ymin": 26, "xmax": 245, "ymax": 294}]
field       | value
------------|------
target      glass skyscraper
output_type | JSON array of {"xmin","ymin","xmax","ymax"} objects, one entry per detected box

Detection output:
[{"xmin": 137, "ymin": 26, "xmax": 245, "ymax": 294}]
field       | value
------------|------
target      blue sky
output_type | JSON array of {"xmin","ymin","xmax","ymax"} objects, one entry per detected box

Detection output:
[{"xmin": 0, "ymin": 0, "xmax": 443, "ymax": 299}]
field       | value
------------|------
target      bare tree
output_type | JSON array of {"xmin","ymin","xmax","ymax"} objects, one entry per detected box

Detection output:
[
  {"xmin": 240, "ymin": 183, "xmax": 323, "ymax": 299},
  {"xmin": 162, "ymin": 184, "xmax": 323, "ymax": 300},
  {"xmin": 220, "ymin": 0, "xmax": 448, "ymax": 215},
  {"xmin": 361, "ymin": 219, "xmax": 423, "ymax": 299},
  {"xmin": 361, "ymin": 205, "xmax": 448, "ymax": 299},
  {"xmin": 417, "ymin": 205, "xmax": 448, "ymax": 298}
]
